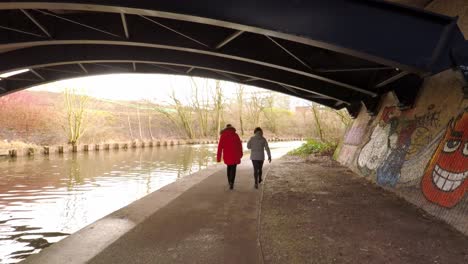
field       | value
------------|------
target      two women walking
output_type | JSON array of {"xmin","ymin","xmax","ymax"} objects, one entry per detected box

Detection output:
[{"xmin": 217, "ymin": 124, "xmax": 271, "ymax": 190}]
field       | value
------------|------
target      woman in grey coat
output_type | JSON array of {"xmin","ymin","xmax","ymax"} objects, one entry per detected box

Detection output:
[{"xmin": 247, "ymin": 127, "xmax": 271, "ymax": 189}]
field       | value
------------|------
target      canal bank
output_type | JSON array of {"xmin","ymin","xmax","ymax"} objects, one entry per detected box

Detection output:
[
  {"xmin": 20, "ymin": 154, "xmax": 467, "ymax": 264},
  {"xmin": 0, "ymin": 138, "xmax": 301, "ymax": 160}
]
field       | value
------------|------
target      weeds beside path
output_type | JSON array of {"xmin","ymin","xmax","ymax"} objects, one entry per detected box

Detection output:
[{"xmin": 260, "ymin": 155, "xmax": 468, "ymax": 264}]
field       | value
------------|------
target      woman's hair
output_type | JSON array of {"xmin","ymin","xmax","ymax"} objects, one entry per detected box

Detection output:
[{"xmin": 254, "ymin": 127, "xmax": 263, "ymax": 134}]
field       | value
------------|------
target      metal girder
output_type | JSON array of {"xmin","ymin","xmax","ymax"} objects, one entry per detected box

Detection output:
[
  {"xmin": 375, "ymin": 71, "xmax": 409, "ymax": 88},
  {"xmin": 362, "ymin": 97, "xmax": 381, "ymax": 116},
  {"xmin": 0, "ymin": 0, "xmax": 464, "ymax": 74},
  {"xmin": 120, "ymin": 13, "xmax": 129, "ymax": 39},
  {"xmin": 345, "ymin": 102, "xmax": 362, "ymax": 119},
  {"xmin": 186, "ymin": 67, "xmax": 194, "ymax": 74},
  {"xmin": 139, "ymin": 15, "xmax": 209, "ymax": 48},
  {"xmin": 0, "ymin": 25, "xmax": 44, "ymax": 38},
  {"xmin": 315, "ymin": 66, "xmax": 394, "ymax": 73},
  {"xmin": 0, "ymin": 62, "xmax": 341, "ymax": 108},
  {"xmin": 386, "ymin": 73, "xmax": 424, "ymax": 110},
  {"xmin": 265, "ymin": 35, "xmax": 312, "ymax": 70},
  {"xmin": 215, "ymin": 30, "xmax": 243, "ymax": 50},
  {"xmin": 78, "ymin": 63, "xmax": 88, "ymax": 74},
  {"xmin": 0, "ymin": 40, "xmax": 377, "ymax": 96},
  {"xmin": 20, "ymin": 9, "xmax": 51, "ymax": 38},
  {"xmin": 34, "ymin": 9, "xmax": 121, "ymax": 38},
  {"xmin": 0, "ymin": 60, "xmax": 346, "ymax": 106},
  {"xmin": 0, "ymin": 45, "xmax": 372, "ymax": 103},
  {"xmin": 30, "ymin": 68, "xmax": 45, "ymax": 80}
]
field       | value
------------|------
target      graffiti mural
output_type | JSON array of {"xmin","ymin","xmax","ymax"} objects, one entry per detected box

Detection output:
[
  {"xmin": 357, "ymin": 124, "xmax": 391, "ymax": 172},
  {"xmin": 357, "ymin": 105, "xmax": 444, "ymax": 188},
  {"xmin": 376, "ymin": 138, "xmax": 410, "ymax": 187},
  {"xmin": 399, "ymin": 129, "xmax": 443, "ymax": 186},
  {"xmin": 405, "ymin": 127, "xmax": 432, "ymax": 160},
  {"xmin": 421, "ymin": 110, "xmax": 468, "ymax": 208}
]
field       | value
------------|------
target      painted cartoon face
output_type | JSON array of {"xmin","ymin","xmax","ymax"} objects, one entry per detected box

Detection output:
[{"xmin": 421, "ymin": 111, "xmax": 468, "ymax": 208}]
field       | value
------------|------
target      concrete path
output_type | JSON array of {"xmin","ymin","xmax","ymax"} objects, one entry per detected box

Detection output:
[{"xmin": 88, "ymin": 162, "xmax": 266, "ymax": 264}]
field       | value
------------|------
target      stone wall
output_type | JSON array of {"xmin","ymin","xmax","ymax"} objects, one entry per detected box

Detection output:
[{"xmin": 335, "ymin": 0, "xmax": 468, "ymax": 235}]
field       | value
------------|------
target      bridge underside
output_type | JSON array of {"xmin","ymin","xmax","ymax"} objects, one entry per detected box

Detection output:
[{"xmin": 0, "ymin": 1, "xmax": 466, "ymax": 114}]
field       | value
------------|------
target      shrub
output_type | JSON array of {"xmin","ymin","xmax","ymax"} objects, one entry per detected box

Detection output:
[{"xmin": 288, "ymin": 139, "xmax": 337, "ymax": 157}]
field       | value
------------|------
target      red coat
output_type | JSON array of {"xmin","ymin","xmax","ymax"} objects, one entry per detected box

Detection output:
[{"xmin": 217, "ymin": 127, "xmax": 243, "ymax": 165}]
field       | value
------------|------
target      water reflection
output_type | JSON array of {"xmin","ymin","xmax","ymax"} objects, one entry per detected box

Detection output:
[{"xmin": 0, "ymin": 141, "xmax": 301, "ymax": 263}]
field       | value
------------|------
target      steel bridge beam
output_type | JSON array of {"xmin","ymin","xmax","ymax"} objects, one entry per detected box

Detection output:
[
  {"xmin": 0, "ymin": 0, "xmax": 464, "ymax": 74},
  {"xmin": 0, "ymin": 62, "xmax": 340, "ymax": 108},
  {"xmin": 0, "ymin": 45, "xmax": 372, "ymax": 104}
]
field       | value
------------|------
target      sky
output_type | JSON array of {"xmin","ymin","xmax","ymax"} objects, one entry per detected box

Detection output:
[{"xmin": 29, "ymin": 73, "xmax": 309, "ymax": 107}]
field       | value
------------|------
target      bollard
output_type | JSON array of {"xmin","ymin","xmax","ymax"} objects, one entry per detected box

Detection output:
[
  {"xmin": 163, "ymin": 141, "xmax": 168, "ymax": 146},
  {"xmin": 95, "ymin": 144, "xmax": 100, "ymax": 151},
  {"xmin": 26, "ymin": 148, "xmax": 35, "ymax": 156},
  {"xmin": 104, "ymin": 144, "xmax": 110, "ymax": 150},
  {"xmin": 9, "ymin": 149, "xmax": 17, "ymax": 158},
  {"xmin": 149, "ymin": 141, "xmax": 154, "ymax": 147},
  {"xmin": 156, "ymin": 141, "xmax": 161, "ymax": 147},
  {"xmin": 83, "ymin": 145, "xmax": 89, "ymax": 152},
  {"xmin": 170, "ymin": 141, "xmax": 174, "ymax": 146},
  {"xmin": 113, "ymin": 143, "xmax": 120, "ymax": 150},
  {"xmin": 141, "ymin": 142, "xmax": 145, "ymax": 148},
  {"xmin": 57, "ymin": 146, "xmax": 64, "ymax": 154},
  {"xmin": 43, "ymin": 146, "xmax": 50, "ymax": 155},
  {"xmin": 72, "ymin": 145, "xmax": 78, "ymax": 153}
]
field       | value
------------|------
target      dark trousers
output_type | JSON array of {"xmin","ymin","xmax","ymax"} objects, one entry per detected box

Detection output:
[
  {"xmin": 227, "ymin": 165, "xmax": 237, "ymax": 185},
  {"xmin": 252, "ymin": 160, "xmax": 264, "ymax": 184}
]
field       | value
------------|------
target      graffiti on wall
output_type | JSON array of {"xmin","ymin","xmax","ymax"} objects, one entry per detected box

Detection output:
[
  {"xmin": 357, "ymin": 124, "xmax": 391, "ymax": 172},
  {"xmin": 357, "ymin": 105, "xmax": 441, "ymax": 185},
  {"xmin": 356, "ymin": 105, "xmax": 467, "ymax": 208},
  {"xmin": 421, "ymin": 111, "xmax": 468, "ymax": 208}
]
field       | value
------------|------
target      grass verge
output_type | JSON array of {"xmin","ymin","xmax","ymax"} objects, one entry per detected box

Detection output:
[{"xmin": 287, "ymin": 139, "xmax": 337, "ymax": 157}]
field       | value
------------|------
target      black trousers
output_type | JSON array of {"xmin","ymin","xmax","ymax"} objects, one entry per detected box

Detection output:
[
  {"xmin": 252, "ymin": 160, "xmax": 264, "ymax": 184},
  {"xmin": 227, "ymin": 165, "xmax": 237, "ymax": 185}
]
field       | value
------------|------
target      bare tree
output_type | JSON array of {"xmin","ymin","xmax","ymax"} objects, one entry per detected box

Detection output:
[
  {"xmin": 147, "ymin": 111, "xmax": 154, "ymax": 140},
  {"xmin": 136, "ymin": 105, "xmax": 143, "ymax": 140},
  {"xmin": 311, "ymin": 103, "xmax": 324, "ymax": 141},
  {"xmin": 63, "ymin": 88, "xmax": 90, "ymax": 146},
  {"xmin": 245, "ymin": 91, "xmax": 264, "ymax": 129},
  {"xmin": 127, "ymin": 106, "xmax": 133, "ymax": 139},
  {"xmin": 213, "ymin": 80, "xmax": 224, "ymax": 138},
  {"xmin": 191, "ymin": 77, "xmax": 210, "ymax": 138},
  {"xmin": 236, "ymin": 84, "xmax": 245, "ymax": 136},
  {"xmin": 333, "ymin": 109, "xmax": 352, "ymax": 127},
  {"xmin": 170, "ymin": 90, "xmax": 195, "ymax": 139},
  {"xmin": 262, "ymin": 92, "xmax": 278, "ymax": 134}
]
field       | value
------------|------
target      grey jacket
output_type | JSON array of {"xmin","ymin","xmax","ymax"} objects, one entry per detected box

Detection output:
[{"xmin": 247, "ymin": 132, "xmax": 271, "ymax": 160}]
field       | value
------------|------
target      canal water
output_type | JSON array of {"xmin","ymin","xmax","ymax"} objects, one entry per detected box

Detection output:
[{"xmin": 0, "ymin": 141, "xmax": 302, "ymax": 263}]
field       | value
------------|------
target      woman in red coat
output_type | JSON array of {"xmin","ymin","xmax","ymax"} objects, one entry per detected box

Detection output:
[{"xmin": 217, "ymin": 124, "xmax": 243, "ymax": 190}]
